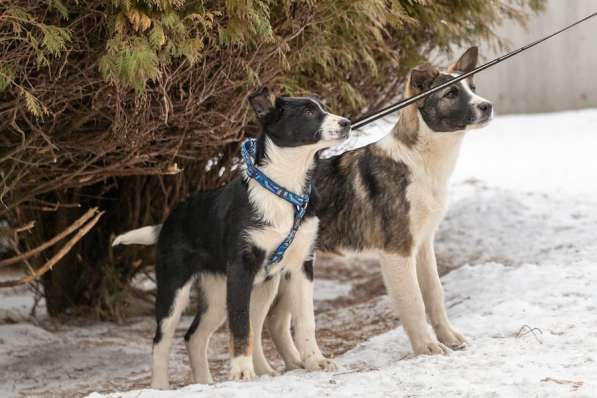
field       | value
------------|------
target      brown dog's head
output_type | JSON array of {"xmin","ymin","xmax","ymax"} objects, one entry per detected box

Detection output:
[{"xmin": 407, "ymin": 47, "xmax": 494, "ymax": 133}]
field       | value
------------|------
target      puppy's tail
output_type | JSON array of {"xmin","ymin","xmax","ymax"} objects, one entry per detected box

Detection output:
[{"xmin": 112, "ymin": 225, "xmax": 162, "ymax": 247}]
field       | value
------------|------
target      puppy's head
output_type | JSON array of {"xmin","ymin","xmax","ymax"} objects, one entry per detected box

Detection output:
[
  {"xmin": 249, "ymin": 87, "xmax": 351, "ymax": 148},
  {"xmin": 409, "ymin": 47, "xmax": 493, "ymax": 133}
]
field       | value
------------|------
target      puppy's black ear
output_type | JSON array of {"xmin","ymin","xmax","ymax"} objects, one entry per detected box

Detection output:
[
  {"xmin": 248, "ymin": 86, "xmax": 274, "ymax": 119},
  {"xmin": 449, "ymin": 46, "xmax": 478, "ymax": 74},
  {"xmin": 409, "ymin": 63, "xmax": 439, "ymax": 94},
  {"xmin": 309, "ymin": 94, "xmax": 325, "ymax": 108}
]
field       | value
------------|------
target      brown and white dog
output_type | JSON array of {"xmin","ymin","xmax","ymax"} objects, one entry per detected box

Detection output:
[{"xmin": 264, "ymin": 47, "xmax": 493, "ymax": 361}]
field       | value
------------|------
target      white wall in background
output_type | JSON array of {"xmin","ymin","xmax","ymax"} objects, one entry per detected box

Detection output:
[{"xmin": 475, "ymin": 0, "xmax": 597, "ymax": 114}]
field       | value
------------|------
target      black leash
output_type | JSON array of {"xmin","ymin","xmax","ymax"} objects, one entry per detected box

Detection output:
[{"xmin": 352, "ymin": 11, "xmax": 597, "ymax": 130}]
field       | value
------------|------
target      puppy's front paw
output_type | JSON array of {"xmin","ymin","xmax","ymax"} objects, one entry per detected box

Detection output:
[
  {"xmin": 413, "ymin": 338, "xmax": 450, "ymax": 356},
  {"xmin": 230, "ymin": 356, "xmax": 256, "ymax": 381},
  {"xmin": 303, "ymin": 356, "xmax": 338, "ymax": 372},
  {"xmin": 435, "ymin": 324, "xmax": 467, "ymax": 351}
]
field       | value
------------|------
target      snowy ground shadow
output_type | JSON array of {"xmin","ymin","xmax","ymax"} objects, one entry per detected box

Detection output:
[{"xmin": 436, "ymin": 180, "xmax": 597, "ymax": 273}]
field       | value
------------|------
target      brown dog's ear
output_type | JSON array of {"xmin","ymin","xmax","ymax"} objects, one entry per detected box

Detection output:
[
  {"xmin": 449, "ymin": 46, "xmax": 479, "ymax": 74},
  {"xmin": 409, "ymin": 63, "xmax": 440, "ymax": 94},
  {"xmin": 248, "ymin": 86, "xmax": 274, "ymax": 119}
]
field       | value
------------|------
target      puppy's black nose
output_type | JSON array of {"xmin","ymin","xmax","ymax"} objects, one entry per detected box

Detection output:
[
  {"xmin": 339, "ymin": 118, "xmax": 351, "ymax": 128},
  {"xmin": 478, "ymin": 102, "xmax": 493, "ymax": 116}
]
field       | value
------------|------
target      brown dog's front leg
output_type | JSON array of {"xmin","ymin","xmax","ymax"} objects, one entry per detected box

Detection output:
[
  {"xmin": 416, "ymin": 240, "xmax": 466, "ymax": 350},
  {"xmin": 380, "ymin": 251, "xmax": 449, "ymax": 355}
]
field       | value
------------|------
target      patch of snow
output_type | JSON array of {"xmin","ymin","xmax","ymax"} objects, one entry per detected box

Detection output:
[
  {"xmin": 0, "ymin": 294, "xmax": 38, "ymax": 322},
  {"xmin": 313, "ymin": 279, "xmax": 352, "ymax": 301},
  {"xmin": 0, "ymin": 319, "xmax": 158, "ymax": 398},
  {"xmin": 0, "ymin": 272, "xmax": 45, "ymax": 322},
  {"xmin": 0, "ymin": 220, "xmax": 12, "ymax": 255},
  {"xmin": 435, "ymin": 183, "xmax": 597, "ymax": 272},
  {"xmin": 0, "ymin": 324, "xmax": 60, "ymax": 350},
  {"xmin": 130, "ymin": 272, "xmax": 157, "ymax": 292},
  {"xmin": 453, "ymin": 109, "xmax": 597, "ymax": 198}
]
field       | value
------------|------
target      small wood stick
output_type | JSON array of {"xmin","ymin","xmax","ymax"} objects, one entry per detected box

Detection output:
[
  {"xmin": 0, "ymin": 208, "xmax": 96, "ymax": 268},
  {"xmin": 0, "ymin": 210, "xmax": 104, "ymax": 288},
  {"xmin": 0, "ymin": 220, "xmax": 36, "ymax": 237}
]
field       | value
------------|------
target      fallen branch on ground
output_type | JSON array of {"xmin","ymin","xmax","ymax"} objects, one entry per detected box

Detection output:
[
  {"xmin": 0, "ymin": 208, "xmax": 97, "ymax": 268},
  {"xmin": 541, "ymin": 377, "xmax": 584, "ymax": 391},
  {"xmin": 0, "ymin": 209, "xmax": 104, "ymax": 288}
]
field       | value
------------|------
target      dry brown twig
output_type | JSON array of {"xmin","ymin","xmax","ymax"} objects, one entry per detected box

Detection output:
[
  {"xmin": 0, "ymin": 208, "xmax": 104, "ymax": 288},
  {"xmin": 541, "ymin": 377, "xmax": 584, "ymax": 391},
  {"xmin": 0, "ymin": 207, "xmax": 98, "ymax": 268},
  {"xmin": 516, "ymin": 324, "xmax": 544, "ymax": 344},
  {"xmin": 9, "ymin": 221, "xmax": 35, "ymax": 235}
]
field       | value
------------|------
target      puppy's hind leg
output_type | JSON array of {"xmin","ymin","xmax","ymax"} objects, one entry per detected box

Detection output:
[
  {"xmin": 152, "ymin": 278, "xmax": 193, "ymax": 389},
  {"xmin": 185, "ymin": 274, "xmax": 227, "ymax": 384},
  {"xmin": 286, "ymin": 259, "xmax": 337, "ymax": 372},
  {"xmin": 266, "ymin": 273, "xmax": 303, "ymax": 371},
  {"xmin": 250, "ymin": 275, "xmax": 280, "ymax": 377}
]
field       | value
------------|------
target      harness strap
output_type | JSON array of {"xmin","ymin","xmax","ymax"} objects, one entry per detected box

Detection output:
[{"xmin": 241, "ymin": 138, "xmax": 311, "ymax": 274}]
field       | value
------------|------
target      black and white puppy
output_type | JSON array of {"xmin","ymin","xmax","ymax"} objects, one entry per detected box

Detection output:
[{"xmin": 139, "ymin": 88, "xmax": 349, "ymax": 389}]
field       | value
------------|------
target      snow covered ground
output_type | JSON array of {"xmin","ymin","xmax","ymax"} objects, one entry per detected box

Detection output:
[
  {"xmin": 2, "ymin": 109, "xmax": 597, "ymax": 397},
  {"xmin": 91, "ymin": 261, "xmax": 597, "ymax": 398}
]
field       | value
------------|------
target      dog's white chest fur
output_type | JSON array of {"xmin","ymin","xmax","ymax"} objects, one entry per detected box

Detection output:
[
  {"xmin": 378, "ymin": 117, "xmax": 464, "ymax": 244},
  {"xmin": 247, "ymin": 185, "xmax": 318, "ymax": 282},
  {"xmin": 407, "ymin": 169, "xmax": 451, "ymax": 241},
  {"xmin": 245, "ymin": 147, "xmax": 319, "ymax": 283}
]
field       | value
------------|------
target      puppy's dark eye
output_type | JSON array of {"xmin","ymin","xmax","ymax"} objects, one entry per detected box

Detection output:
[
  {"xmin": 304, "ymin": 108, "xmax": 315, "ymax": 117},
  {"xmin": 469, "ymin": 83, "xmax": 477, "ymax": 92},
  {"xmin": 445, "ymin": 88, "xmax": 459, "ymax": 99}
]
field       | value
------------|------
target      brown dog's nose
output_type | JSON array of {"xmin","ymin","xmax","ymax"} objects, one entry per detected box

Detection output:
[{"xmin": 478, "ymin": 102, "xmax": 493, "ymax": 116}]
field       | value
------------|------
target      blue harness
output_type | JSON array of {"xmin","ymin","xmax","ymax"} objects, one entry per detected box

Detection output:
[{"xmin": 241, "ymin": 138, "xmax": 312, "ymax": 275}]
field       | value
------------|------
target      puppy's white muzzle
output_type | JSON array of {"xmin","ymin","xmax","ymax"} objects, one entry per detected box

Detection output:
[{"xmin": 320, "ymin": 114, "xmax": 351, "ymax": 141}]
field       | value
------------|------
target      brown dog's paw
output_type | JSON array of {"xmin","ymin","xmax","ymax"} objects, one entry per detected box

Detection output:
[
  {"xmin": 413, "ymin": 339, "xmax": 450, "ymax": 355},
  {"xmin": 303, "ymin": 356, "xmax": 338, "ymax": 372},
  {"xmin": 436, "ymin": 325, "xmax": 468, "ymax": 351}
]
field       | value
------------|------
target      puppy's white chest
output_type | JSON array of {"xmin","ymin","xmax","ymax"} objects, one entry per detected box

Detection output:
[
  {"xmin": 248, "ymin": 184, "xmax": 319, "ymax": 283},
  {"xmin": 250, "ymin": 218, "xmax": 319, "ymax": 283}
]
